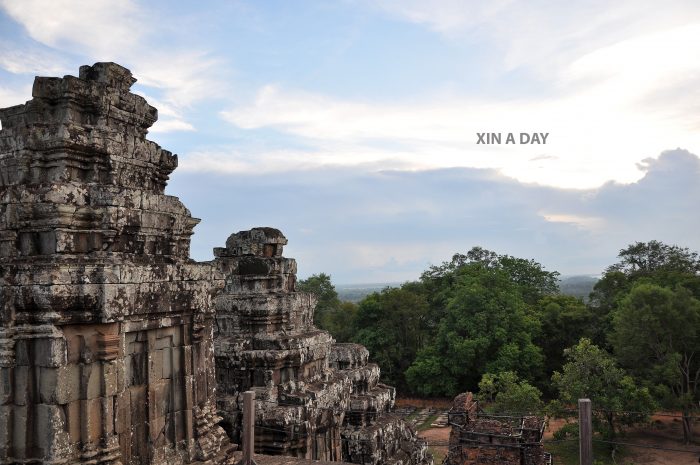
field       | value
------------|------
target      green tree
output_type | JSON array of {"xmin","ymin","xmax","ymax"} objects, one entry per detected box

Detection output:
[
  {"xmin": 552, "ymin": 338, "xmax": 656, "ymax": 440},
  {"xmin": 611, "ymin": 283, "xmax": 700, "ymax": 443},
  {"xmin": 421, "ymin": 247, "xmax": 559, "ymax": 306},
  {"xmin": 297, "ymin": 273, "xmax": 342, "ymax": 327},
  {"xmin": 534, "ymin": 295, "xmax": 595, "ymax": 386},
  {"xmin": 477, "ymin": 371, "xmax": 543, "ymax": 414},
  {"xmin": 353, "ymin": 285, "xmax": 432, "ymax": 391},
  {"xmin": 589, "ymin": 241, "xmax": 700, "ymax": 343},
  {"xmin": 607, "ymin": 240, "xmax": 700, "ymax": 277},
  {"xmin": 320, "ymin": 301, "xmax": 358, "ymax": 342},
  {"xmin": 591, "ymin": 241, "xmax": 700, "ymax": 313},
  {"xmin": 406, "ymin": 263, "xmax": 544, "ymax": 396}
]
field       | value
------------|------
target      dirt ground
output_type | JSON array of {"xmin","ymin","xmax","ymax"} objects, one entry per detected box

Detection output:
[
  {"xmin": 620, "ymin": 415, "xmax": 700, "ymax": 465},
  {"xmin": 417, "ymin": 427, "xmax": 450, "ymax": 464},
  {"xmin": 396, "ymin": 397, "xmax": 454, "ymax": 409},
  {"xmin": 544, "ymin": 414, "xmax": 700, "ymax": 465}
]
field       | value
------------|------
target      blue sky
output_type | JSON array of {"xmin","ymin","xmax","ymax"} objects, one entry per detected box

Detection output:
[{"xmin": 1, "ymin": 1, "xmax": 700, "ymax": 283}]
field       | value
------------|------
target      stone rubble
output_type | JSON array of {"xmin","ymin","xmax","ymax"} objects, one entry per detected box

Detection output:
[{"xmin": 0, "ymin": 63, "xmax": 432, "ymax": 465}]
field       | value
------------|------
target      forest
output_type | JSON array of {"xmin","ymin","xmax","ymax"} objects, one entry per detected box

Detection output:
[{"xmin": 298, "ymin": 240, "xmax": 700, "ymax": 447}]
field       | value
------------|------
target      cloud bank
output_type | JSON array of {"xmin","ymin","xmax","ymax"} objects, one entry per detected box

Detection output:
[{"xmin": 170, "ymin": 149, "xmax": 700, "ymax": 283}]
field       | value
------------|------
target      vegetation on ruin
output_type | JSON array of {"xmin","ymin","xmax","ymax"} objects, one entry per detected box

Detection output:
[{"xmin": 299, "ymin": 240, "xmax": 700, "ymax": 445}]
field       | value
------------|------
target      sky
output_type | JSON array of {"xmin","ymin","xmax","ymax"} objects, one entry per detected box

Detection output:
[{"xmin": 1, "ymin": 0, "xmax": 699, "ymax": 283}]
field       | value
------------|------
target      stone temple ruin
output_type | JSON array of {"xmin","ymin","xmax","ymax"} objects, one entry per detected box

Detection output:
[
  {"xmin": 213, "ymin": 228, "xmax": 430, "ymax": 465},
  {"xmin": 445, "ymin": 393, "xmax": 550, "ymax": 465},
  {"xmin": 0, "ymin": 63, "xmax": 431, "ymax": 465}
]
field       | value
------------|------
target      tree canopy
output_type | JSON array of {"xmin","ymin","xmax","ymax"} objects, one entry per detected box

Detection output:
[
  {"xmin": 611, "ymin": 283, "xmax": 700, "ymax": 443},
  {"xmin": 552, "ymin": 338, "xmax": 655, "ymax": 440},
  {"xmin": 406, "ymin": 261, "xmax": 544, "ymax": 396},
  {"xmin": 301, "ymin": 240, "xmax": 700, "ymax": 447}
]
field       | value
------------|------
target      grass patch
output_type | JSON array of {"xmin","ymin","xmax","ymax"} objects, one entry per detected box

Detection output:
[
  {"xmin": 428, "ymin": 446, "xmax": 446, "ymax": 464},
  {"xmin": 546, "ymin": 440, "xmax": 629, "ymax": 465},
  {"xmin": 417, "ymin": 414, "xmax": 439, "ymax": 431},
  {"xmin": 405, "ymin": 410, "xmax": 419, "ymax": 421}
]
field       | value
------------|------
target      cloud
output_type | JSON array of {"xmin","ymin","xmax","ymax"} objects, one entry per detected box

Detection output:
[
  {"xmin": 133, "ymin": 51, "xmax": 227, "ymax": 108},
  {"xmin": 371, "ymin": 0, "xmax": 512, "ymax": 35},
  {"xmin": 0, "ymin": 44, "xmax": 69, "ymax": 75},
  {"xmin": 214, "ymin": 12, "xmax": 700, "ymax": 190},
  {"xmin": 149, "ymin": 119, "xmax": 195, "ymax": 134},
  {"xmin": 170, "ymin": 148, "xmax": 700, "ymax": 283},
  {"xmin": 540, "ymin": 213, "xmax": 605, "ymax": 230},
  {"xmin": 0, "ymin": 84, "xmax": 31, "ymax": 109},
  {"xmin": 217, "ymin": 63, "xmax": 700, "ymax": 188},
  {"xmin": 0, "ymin": 0, "xmax": 229, "ymax": 131},
  {"xmin": 370, "ymin": 0, "xmax": 700, "ymax": 74},
  {"xmin": 0, "ymin": 0, "xmax": 142, "ymax": 57}
]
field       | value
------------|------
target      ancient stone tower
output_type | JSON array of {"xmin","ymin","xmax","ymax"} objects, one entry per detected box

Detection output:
[
  {"xmin": 0, "ymin": 63, "xmax": 232, "ymax": 464},
  {"xmin": 213, "ymin": 228, "xmax": 431, "ymax": 465}
]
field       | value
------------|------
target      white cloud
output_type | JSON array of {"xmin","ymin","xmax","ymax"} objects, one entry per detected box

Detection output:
[
  {"xmin": 149, "ymin": 119, "xmax": 195, "ymax": 134},
  {"xmin": 0, "ymin": 0, "xmax": 142, "ymax": 57},
  {"xmin": 540, "ymin": 213, "xmax": 605, "ymax": 231},
  {"xmin": 0, "ymin": 44, "xmax": 68, "ymax": 75},
  {"xmin": 372, "ymin": 0, "xmax": 512, "ymax": 35},
  {"xmin": 0, "ymin": 84, "xmax": 31, "ymax": 109},
  {"xmin": 0, "ymin": 0, "xmax": 229, "ymax": 132},
  {"xmin": 371, "ymin": 0, "xmax": 700, "ymax": 74},
  {"xmin": 217, "ymin": 78, "xmax": 699, "ymax": 188},
  {"xmin": 133, "ymin": 52, "xmax": 227, "ymax": 108},
  {"xmin": 217, "ymin": 19, "xmax": 700, "ymax": 189},
  {"xmin": 178, "ymin": 146, "xmax": 421, "ymax": 174}
]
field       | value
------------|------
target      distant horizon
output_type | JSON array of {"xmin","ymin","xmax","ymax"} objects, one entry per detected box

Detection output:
[{"xmin": 331, "ymin": 274, "xmax": 601, "ymax": 288}]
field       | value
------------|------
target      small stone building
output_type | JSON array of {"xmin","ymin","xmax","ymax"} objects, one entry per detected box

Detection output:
[{"xmin": 445, "ymin": 393, "xmax": 551, "ymax": 465}]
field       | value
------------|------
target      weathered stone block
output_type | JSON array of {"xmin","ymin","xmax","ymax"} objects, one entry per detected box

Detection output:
[
  {"xmin": 33, "ymin": 337, "xmax": 67, "ymax": 367},
  {"xmin": 37, "ymin": 366, "xmax": 57, "ymax": 403},
  {"xmin": 12, "ymin": 405, "xmax": 27, "ymax": 456},
  {"xmin": 0, "ymin": 368, "xmax": 11, "ymax": 405},
  {"xmin": 12, "ymin": 366, "xmax": 28, "ymax": 406}
]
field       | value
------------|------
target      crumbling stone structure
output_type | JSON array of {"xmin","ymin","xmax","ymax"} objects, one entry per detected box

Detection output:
[
  {"xmin": 0, "ymin": 63, "xmax": 233, "ymax": 464},
  {"xmin": 0, "ymin": 62, "xmax": 430, "ymax": 465},
  {"xmin": 213, "ymin": 229, "xmax": 431, "ymax": 465},
  {"xmin": 445, "ymin": 393, "xmax": 550, "ymax": 465}
]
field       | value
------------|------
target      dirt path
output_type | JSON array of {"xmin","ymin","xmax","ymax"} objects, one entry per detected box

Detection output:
[
  {"xmin": 418, "ymin": 427, "xmax": 450, "ymax": 464},
  {"xmin": 620, "ymin": 416, "xmax": 700, "ymax": 465}
]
